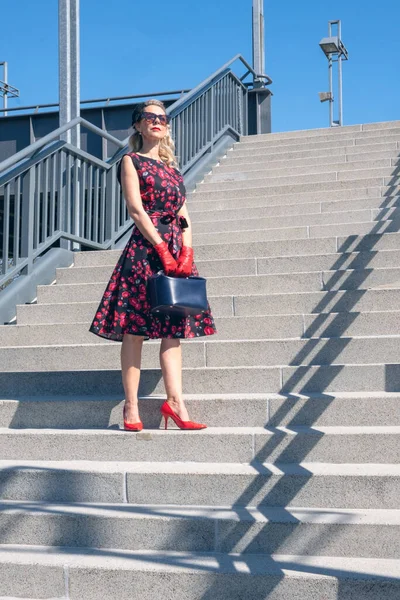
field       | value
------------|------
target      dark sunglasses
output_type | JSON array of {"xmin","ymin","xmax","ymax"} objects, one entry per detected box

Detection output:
[{"xmin": 140, "ymin": 111, "xmax": 171, "ymax": 126}]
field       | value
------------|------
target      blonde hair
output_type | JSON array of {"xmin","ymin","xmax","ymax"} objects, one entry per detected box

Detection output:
[{"xmin": 128, "ymin": 99, "xmax": 178, "ymax": 168}]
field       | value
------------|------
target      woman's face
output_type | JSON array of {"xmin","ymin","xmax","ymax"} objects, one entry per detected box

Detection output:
[{"xmin": 135, "ymin": 104, "xmax": 169, "ymax": 142}]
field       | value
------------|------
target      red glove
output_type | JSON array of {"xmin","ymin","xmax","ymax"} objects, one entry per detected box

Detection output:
[
  {"xmin": 175, "ymin": 246, "xmax": 194, "ymax": 277},
  {"xmin": 154, "ymin": 241, "xmax": 177, "ymax": 275}
]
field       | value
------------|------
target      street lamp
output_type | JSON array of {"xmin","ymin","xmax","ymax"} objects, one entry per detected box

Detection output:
[{"xmin": 319, "ymin": 20, "xmax": 348, "ymax": 127}]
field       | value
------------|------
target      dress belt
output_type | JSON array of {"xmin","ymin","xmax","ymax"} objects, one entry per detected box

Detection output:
[{"xmin": 147, "ymin": 210, "xmax": 188, "ymax": 230}]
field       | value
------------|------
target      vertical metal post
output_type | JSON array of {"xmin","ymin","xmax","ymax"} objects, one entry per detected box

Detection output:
[
  {"xmin": 59, "ymin": 0, "xmax": 81, "ymax": 250},
  {"xmin": 2, "ymin": 62, "xmax": 7, "ymax": 116},
  {"xmin": 328, "ymin": 56, "xmax": 333, "ymax": 127},
  {"xmin": 59, "ymin": 0, "xmax": 80, "ymax": 145},
  {"xmin": 252, "ymin": 0, "xmax": 265, "ymax": 80},
  {"xmin": 250, "ymin": 0, "xmax": 271, "ymax": 134},
  {"xmin": 337, "ymin": 20, "xmax": 343, "ymax": 126}
]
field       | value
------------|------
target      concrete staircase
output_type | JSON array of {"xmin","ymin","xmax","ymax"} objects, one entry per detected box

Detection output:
[{"xmin": 1, "ymin": 121, "xmax": 400, "ymax": 599}]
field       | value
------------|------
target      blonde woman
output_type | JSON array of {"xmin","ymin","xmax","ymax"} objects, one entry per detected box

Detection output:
[{"xmin": 89, "ymin": 99, "xmax": 217, "ymax": 431}]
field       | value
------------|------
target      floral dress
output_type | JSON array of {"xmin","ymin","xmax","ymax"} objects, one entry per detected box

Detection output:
[{"xmin": 88, "ymin": 152, "xmax": 217, "ymax": 341}]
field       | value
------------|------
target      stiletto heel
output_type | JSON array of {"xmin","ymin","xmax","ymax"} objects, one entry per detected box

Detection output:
[
  {"xmin": 123, "ymin": 406, "xmax": 143, "ymax": 432},
  {"xmin": 164, "ymin": 415, "xmax": 169, "ymax": 430},
  {"xmin": 160, "ymin": 401, "xmax": 207, "ymax": 430}
]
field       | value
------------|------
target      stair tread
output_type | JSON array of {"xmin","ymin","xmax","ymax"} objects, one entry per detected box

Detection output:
[
  {"xmin": 1, "ymin": 501, "xmax": 400, "ymax": 524},
  {"xmin": 0, "ymin": 544, "xmax": 399, "ymax": 578},
  {"xmin": 2, "ymin": 425, "xmax": 400, "ymax": 433},
  {"xmin": 1, "ymin": 460, "xmax": 400, "ymax": 475}
]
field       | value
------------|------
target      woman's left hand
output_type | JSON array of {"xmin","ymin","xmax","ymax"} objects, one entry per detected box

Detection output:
[{"xmin": 175, "ymin": 246, "xmax": 194, "ymax": 277}]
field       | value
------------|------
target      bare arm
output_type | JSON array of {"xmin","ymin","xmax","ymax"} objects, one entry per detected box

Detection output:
[
  {"xmin": 177, "ymin": 201, "xmax": 193, "ymax": 248},
  {"xmin": 120, "ymin": 155, "xmax": 163, "ymax": 246}
]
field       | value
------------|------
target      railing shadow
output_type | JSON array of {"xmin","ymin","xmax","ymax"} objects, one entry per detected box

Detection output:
[{"xmin": 191, "ymin": 152, "xmax": 400, "ymax": 596}]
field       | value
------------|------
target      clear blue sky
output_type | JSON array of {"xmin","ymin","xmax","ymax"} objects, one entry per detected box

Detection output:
[{"xmin": 1, "ymin": 0, "xmax": 399, "ymax": 132}]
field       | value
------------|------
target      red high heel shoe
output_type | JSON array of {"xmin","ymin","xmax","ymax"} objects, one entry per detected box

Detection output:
[
  {"xmin": 160, "ymin": 401, "xmax": 207, "ymax": 430},
  {"xmin": 123, "ymin": 406, "xmax": 143, "ymax": 432}
]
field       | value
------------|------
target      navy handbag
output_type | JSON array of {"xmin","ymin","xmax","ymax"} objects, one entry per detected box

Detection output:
[{"xmin": 148, "ymin": 271, "xmax": 208, "ymax": 316}]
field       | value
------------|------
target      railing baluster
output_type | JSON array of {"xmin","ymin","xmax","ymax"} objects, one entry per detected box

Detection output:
[
  {"xmin": 20, "ymin": 166, "xmax": 35, "ymax": 275},
  {"xmin": 2, "ymin": 184, "xmax": 10, "ymax": 275},
  {"xmin": 72, "ymin": 157, "xmax": 80, "ymax": 244},
  {"xmin": 13, "ymin": 176, "xmax": 21, "ymax": 264},
  {"xmin": 86, "ymin": 163, "xmax": 93, "ymax": 238},
  {"xmin": 105, "ymin": 165, "xmax": 116, "ymax": 244},
  {"xmin": 57, "ymin": 151, "xmax": 63, "ymax": 232},
  {"xmin": 65, "ymin": 153, "xmax": 72, "ymax": 234},
  {"xmin": 49, "ymin": 154, "xmax": 56, "ymax": 237},
  {"xmin": 80, "ymin": 160, "xmax": 87, "ymax": 239},
  {"xmin": 99, "ymin": 169, "xmax": 106, "ymax": 243},
  {"xmin": 93, "ymin": 167, "xmax": 100, "ymax": 243},
  {"xmin": 43, "ymin": 157, "xmax": 49, "ymax": 241},
  {"xmin": 34, "ymin": 163, "xmax": 41, "ymax": 249}
]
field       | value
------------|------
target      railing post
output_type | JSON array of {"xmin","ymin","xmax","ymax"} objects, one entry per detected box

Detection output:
[
  {"xmin": 105, "ymin": 165, "xmax": 116, "ymax": 247},
  {"xmin": 20, "ymin": 167, "xmax": 35, "ymax": 275},
  {"xmin": 209, "ymin": 86, "xmax": 215, "ymax": 152}
]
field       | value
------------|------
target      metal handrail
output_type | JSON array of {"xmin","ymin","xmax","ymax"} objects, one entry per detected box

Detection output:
[
  {"xmin": 0, "ymin": 117, "xmax": 125, "ymax": 174},
  {"xmin": 0, "ymin": 54, "xmax": 272, "ymax": 292},
  {"xmin": 0, "ymin": 89, "xmax": 191, "ymax": 115}
]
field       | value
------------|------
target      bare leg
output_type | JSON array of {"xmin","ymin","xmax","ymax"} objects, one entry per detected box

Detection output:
[
  {"xmin": 121, "ymin": 333, "xmax": 145, "ymax": 423},
  {"xmin": 160, "ymin": 338, "xmax": 190, "ymax": 421}
]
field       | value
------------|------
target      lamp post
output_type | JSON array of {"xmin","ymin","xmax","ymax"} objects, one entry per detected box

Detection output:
[{"xmin": 319, "ymin": 20, "xmax": 348, "ymax": 127}]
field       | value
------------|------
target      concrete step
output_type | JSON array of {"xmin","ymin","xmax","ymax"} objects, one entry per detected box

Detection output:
[
  {"xmin": 1, "ymin": 426, "xmax": 399, "ymax": 464},
  {"xmin": 257, "ymin": 248, "xmax": 400, "ymax": 274},
  {"xmin": 34, "ymin": 266, "xmax": 400, "ymax": 304},
  {"xmin": 5, "ymin": 310, "xmax": 400, "ymax": 346},
  {"xmin": 190, "ymin": 196, "xmax": 400, "ymax": 222},
  {"xmin": 71, "ymin": 232, "xmax": 400, "ymax": 267},
  {"xmin": 1, "ymin": 392, "xmax": 400, "ymax": 428},
  {"xmin": 221, "ymin": 140, "xmax": 400, "ymax": 166},
  {"xmin": 193, "ymin": 176, "xmax": 400, "ymax": 202},
  {"xmin": 13, "ymin": 295, "xmax": 235, "ymax": 326},
  {"xmin": 193, "ymin": 219, "xmax": 399, "ymax": 245},
  {"xmin": 199, "ymin": 166, "xmax": 400, "ymax": 193},
  {"xmin": 233, "ymin": 287, "xmax": 400, "ymax": 316},
  {"xmin": 191, "ymin": 207, "xmax": 397, "ymax": 235},
  {"xmin": 55, "ymin": 247, "xmax": 400, "ymax": 286},
  {"xmin": 3, "ymin": 335, "xmax": 400, "ymax": 372},
  {"xmin": 239, "ymin": 121, "xmax": 400, "ymax": 142},
  {"xmin": 1, "ymin": 460, "xmax": 400, "ymax": 508},
  {"xmin": 209, "ymin": 153, "xmax": 400, "ymax": 177},
  {"xmin": 0, "ymin": 502, "xmax": 399, "ymax": 558},
  {"xmin": 204, "ymin": 337, "xmax": 400, "ymax": 368},
  {"xmin": 189, "ymin": 183, "xmax": 399, "ymax": 206},
  {"xmin": 206, "ymin": 157, "xmax": 398, "ymax": 183},
  {"xmin": 0, "ymin": 546, "xmax": 399, "ymax": 600},
  {"xmin": 0, "ymin": 363, "xmax": 399, "ymax": 395},
  {"xmin": 229, "ymin": 130, "xmax": 400, "ymax": 154}
]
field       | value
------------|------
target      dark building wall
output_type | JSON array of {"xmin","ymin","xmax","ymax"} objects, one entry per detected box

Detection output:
[{"xmin": 0, "ymin": 99, "xmax": 177, "ymax": 163}]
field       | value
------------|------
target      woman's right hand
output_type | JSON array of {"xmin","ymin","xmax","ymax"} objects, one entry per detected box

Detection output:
[{"xmin": 153, "ymin": 241, "xmax": 177, "ymax": 275}]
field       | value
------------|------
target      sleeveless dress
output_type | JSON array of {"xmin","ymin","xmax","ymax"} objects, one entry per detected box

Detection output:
[{"xmin": 88, "ymin": 152, "xmax": 217, "ymax": 341}]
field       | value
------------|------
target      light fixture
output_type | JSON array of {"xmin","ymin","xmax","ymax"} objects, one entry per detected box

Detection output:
[
  {"xmin": 318, "ymin": 21, "xmax": 348, "ymax": 127},
  {"xmin": 319, "ymin": 91, "xmax": 333, "ymax": 103}
]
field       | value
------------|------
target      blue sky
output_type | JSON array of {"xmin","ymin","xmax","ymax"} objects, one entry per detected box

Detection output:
[{"xmin": 1, "ymin": 0, "xmax": 399, "ymax": 132}]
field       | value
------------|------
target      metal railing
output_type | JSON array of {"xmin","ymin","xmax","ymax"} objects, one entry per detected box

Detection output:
[
  {"xmin": 0, "ymin": 54, "xmax": 272, "ymax": 291},
  {"xmin": 0, "ymin": 89, "xmax": 191, "ymax": 116}
]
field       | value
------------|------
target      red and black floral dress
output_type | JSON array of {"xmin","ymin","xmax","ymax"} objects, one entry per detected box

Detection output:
[{"xmin": 88, "ymin": 152, "xmax": 217, "ymax": 341}]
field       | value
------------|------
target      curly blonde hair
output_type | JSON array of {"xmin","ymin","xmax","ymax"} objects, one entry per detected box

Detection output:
[{"xmin": 128, "ymin": 99, "xmax": 178, "ymax": 168}]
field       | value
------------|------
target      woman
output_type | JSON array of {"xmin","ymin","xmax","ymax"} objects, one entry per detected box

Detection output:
[{"xmin": 89, "ymin": 99, "xmax": 217, "ymax": 432}]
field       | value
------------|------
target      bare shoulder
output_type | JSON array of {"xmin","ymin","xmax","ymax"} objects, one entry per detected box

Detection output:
[{"xmin": 121, "ymin": 154, "xmax": 137, "ymax": 173}]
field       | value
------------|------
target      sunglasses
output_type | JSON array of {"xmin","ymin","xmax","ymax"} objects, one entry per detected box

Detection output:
[{"xmin": 140, "ymin": 111, "xmax": 171, "ymax": 126}]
